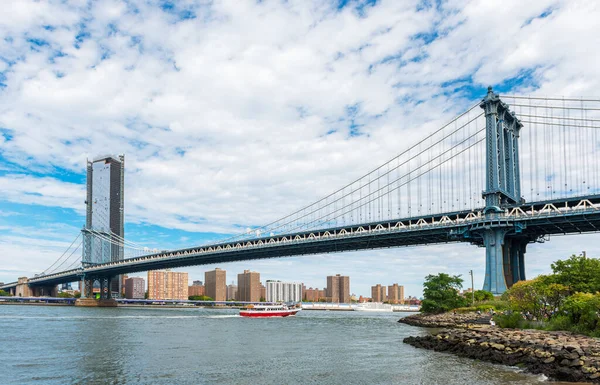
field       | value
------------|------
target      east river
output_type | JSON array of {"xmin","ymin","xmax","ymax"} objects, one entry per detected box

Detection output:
[{"xmin": 0, "ymin": 305, "xmax": 549, "ymax": 384}]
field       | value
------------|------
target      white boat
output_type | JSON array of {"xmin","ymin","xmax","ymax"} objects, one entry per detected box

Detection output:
[
  {"xmin": 354, "ymin": 302, "xmax": 393, "ymax": 312},
  {"xmin": 239, "ymin": 304, "xmax": 302, "ymax": 318}
]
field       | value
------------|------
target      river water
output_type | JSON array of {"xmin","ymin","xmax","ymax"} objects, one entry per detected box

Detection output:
[{"xmin": 0, "ymin": 305, "xmax": 548, "ymax": 385}]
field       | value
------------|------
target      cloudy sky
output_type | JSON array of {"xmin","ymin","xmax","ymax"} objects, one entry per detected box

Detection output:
[{"xmin": 1, "ymin": 0, "xmax": 599, "ymax": 297}]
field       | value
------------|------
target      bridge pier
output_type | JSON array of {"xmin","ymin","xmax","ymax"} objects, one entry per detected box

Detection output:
[
  {"xmin": 75, "ymin": 276, "xmax": 117, "ymax": 307},
  {"xmin": 30, "ymin": 285, "xmax": 58, "ymax": 297},
  {"xmin": 482, "ymin": 229, "xmax": 528, "ymax": 294}
]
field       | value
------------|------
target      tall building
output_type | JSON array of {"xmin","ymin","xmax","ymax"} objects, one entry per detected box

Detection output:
[
  {"xmin": 371, "ymin": 284, "xmax": 387, "ymax": 302},
  {"xmin": 188, "ymin": 285, "xmax": 205, "ymax": 297},
  {"xmin": 237, "ymin": 270, "xmax": 261, "ymax": 302},
  {"xmin": 205, "ymin": 268, "xmax": 226, "ymax": 301},
  {"xmin": 147, "ymin": 271, "xmax": 188, "ymax": 300},
  {"xmin": 303, "ymin": 287, "xmax": 326, "ymax": 302},
  {"xmin": 266, "ymin": 280, "xmax": 302, "ymax": 303},
  {"xmin": 85, "ymin": 155, "xmax": 125, "ymax": 295},
  {"xmin": 227, "ymin": 282, "xmax": 237, "ymax": 300},
  {"xmin": 387, "ymin": 284, "xmax": 405, "ymax": 304},
  {"xmin": 125, "ymin": 277, "xmax": 145, "ymax": 299},
  {"xmin": 192, "ymin": 280, "xmax": 203, "ymax": 286},
  {"xmin": 326, "ymin": 274, "xmax": 350, "ymax": 303}
]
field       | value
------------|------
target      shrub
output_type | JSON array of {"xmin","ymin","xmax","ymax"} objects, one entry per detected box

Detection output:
[{"xmin": 494, "ymin": 312, "xmax": 525, "ymax": 329}]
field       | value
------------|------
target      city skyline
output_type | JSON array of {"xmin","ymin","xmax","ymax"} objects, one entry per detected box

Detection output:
[
  {"xmin": 1, "ymin": 1, "xmax": 599, "ymax": 297},
  {"xmin": 119, "ymin": 270, "xmax": 414, "ymax": 300}
]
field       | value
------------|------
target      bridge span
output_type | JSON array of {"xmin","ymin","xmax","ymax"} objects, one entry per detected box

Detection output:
[{"xmin": 2, "ymin": 88, "xmax": 600, "ymax": 300}]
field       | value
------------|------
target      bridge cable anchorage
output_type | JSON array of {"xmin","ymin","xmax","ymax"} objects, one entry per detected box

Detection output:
[{"xmin": 41, "ymin": 233, "xmax": 81, "ymax": 275}]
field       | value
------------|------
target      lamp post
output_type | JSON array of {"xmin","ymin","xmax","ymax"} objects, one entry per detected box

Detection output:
[{"xmin": 469, "ymin": 270, "xmax": 474, "ymax": 305}]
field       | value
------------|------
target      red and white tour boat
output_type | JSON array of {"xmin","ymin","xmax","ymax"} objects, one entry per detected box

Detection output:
[{"xmin": 239, "ymin": 304, "xmax": 301, "ymax": 318}]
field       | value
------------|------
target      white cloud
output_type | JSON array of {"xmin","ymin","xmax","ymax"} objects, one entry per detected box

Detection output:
[{"xmin": 0, "ymin": 0, "xmax": 599, "ymax": 295}]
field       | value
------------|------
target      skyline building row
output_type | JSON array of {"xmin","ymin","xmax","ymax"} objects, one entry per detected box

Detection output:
[
  {"xmin": 372, "ymin": 283, "xmax": 405, "ymax": 304},
  {"xmin": 123, "ymin": 268, "xmax": 411, "ymax": 304}
]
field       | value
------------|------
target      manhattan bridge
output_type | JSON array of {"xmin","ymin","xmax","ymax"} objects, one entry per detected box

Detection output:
[{"xmin": 2, "ymin": 87, "xmax": 600, "ymax": 302}]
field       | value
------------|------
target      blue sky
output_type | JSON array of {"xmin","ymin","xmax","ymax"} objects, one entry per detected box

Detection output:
[{"xmin": 1, "ymin": 0, "xmax": 599, "ymax": 297}]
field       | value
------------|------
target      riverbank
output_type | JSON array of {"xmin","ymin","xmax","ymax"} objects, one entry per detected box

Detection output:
[
  {"xmin": 400, "ymin": 313, "xmax": 600, "ymax": 383},
  {"xmin": 398, "ymin": 311, "xmax": 490, "ymax": 327}
]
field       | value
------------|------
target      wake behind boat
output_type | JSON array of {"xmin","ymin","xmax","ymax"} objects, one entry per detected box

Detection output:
[{"xmin": 239, "ymin": 304, "xmax": 301, "ymax": 318}]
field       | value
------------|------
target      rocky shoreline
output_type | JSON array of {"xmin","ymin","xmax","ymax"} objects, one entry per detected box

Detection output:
[
  {"xmin": 400, "ymin": 313, "xmax": 600, "ymax": 383},
  {"xmin": 398, "ymin": 311, "xmax": 490, "ymax": 328}
]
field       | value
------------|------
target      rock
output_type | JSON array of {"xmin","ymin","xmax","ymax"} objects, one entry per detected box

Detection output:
[
  {"xmin": 561, "ymin": 351, "xmax": 580, "ymax": 360},
  {"xmin": 569, "ymin": 359, "xmax": 584, "ymax": 367},
  {"xmin": 401, "ymin": 313, "xmax": 600, "ymax": 383}
]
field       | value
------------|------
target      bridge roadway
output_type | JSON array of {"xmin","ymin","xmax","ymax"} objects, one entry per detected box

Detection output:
[{"xmin": 2, "ymin": 194, "xmax": 599, "ymax": 291}]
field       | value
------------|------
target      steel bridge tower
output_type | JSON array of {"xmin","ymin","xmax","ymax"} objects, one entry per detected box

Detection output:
[{"xmin": 477, "ymin": 87, "xmax": 530, "ymax": 294}]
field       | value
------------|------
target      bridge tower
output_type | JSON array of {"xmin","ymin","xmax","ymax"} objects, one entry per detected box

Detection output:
[
  {"xmin": 78, "ymin": 155, "xmax": 124, "ymax": 306},
  {"xmin": 478, "ymin": 87, "xmax": 529, "ymax": 294}
]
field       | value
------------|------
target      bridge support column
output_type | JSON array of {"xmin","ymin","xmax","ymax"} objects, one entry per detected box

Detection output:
[
  {"xmin": 15, "ymin": 277, "xmax": 32, "ymax": 297},
  {"xmin": 483, "ymin": 229, "xmax": 528, "ymax": 294},
  {"xmin": 30, "ymin": 285, "xmax": 58, "ymax": 297},
  {"xmin": 75, "ymin": 276, "xmax": 117, "ymax": 307},
  {"xmin": 80, "ymin": 279, "xmax": 93, "ymax": 299},
  {"xmin": 483, "ymin": 229, "xmax": 509, "ymax": 294}
]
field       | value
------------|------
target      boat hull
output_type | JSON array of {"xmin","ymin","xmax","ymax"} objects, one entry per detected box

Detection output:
[{"xmin": 239, "ymin": 309, "xmax": 300, "ymax": 318}]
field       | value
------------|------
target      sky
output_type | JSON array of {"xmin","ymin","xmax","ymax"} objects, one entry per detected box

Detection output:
[{"xmin": 1, "ymin": 0, "xmax": 599, "ymax": 298}]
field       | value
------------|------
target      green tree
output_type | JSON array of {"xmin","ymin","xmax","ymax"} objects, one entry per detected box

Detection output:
[
  {"xmin": 57, "ymin": 292, "xmax": 74, "ymax": 298},
  {"xmin": 421, "ymin": 273, "xmax": 469, "ymax": 313},
  {"xmin": 188, "ymin": 295, "xmax": 213, "ymax": 301},
  {"xmin": 561, "ymin": 292, "xmax": 600, "ymax": 334},
  {"xmin": 473, "ymin": 290, "xmax": 494, "ymax": 302},
  {"xmin": 0, "ymin": 290, "xmax": 11, "ymax": 297},
  {"xmin": 550, "ymin": 254, "xmax": 600, "ymax": 294},
  {"xmin": 505, "ymin": 277, "xmax": 568, "ymax": 320}
]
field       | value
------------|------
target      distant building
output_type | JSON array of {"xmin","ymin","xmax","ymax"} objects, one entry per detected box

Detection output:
[
  {"xmin": 237, "ymin": 270, "xmax": 261, "ymax": 302},
  {"xmin": 188, "ymin": 285, "xmax": 205, "ymax": 297},
  {"xmin": 260, "ymin": 284, "xmax": 266, "ymax": 302},
  {"xmin": 125, "ymin": 277, "xmax": 145, "ymax": 299},
  {"xmin": 205, "ymin": 268, "xmax": 226, "ymax": 301},
  {"xmin": 266, "ymin": 280, "xmax": 302, "ymax": 303},
  {"xmin": 303, "ymin": 287, "xmax": 326, "ymax": 302},
  {"xmin": 326, "ymin": 274, "xmax": 350, "ymax": 303},
  {"xmin": 147, "ymin": 271, "xmax": 188, "ymax": 300},
  {"xmin": 371, "ymin": 284, "xmax": 387, "ymax": 302},
  {"xmin": 192, "ymin": 280, "xmax": 203, "ymax": 286},
  {"xmin": 387, "ymin": 284, "xmax": 405, "ymax": 304},
  {"xmin": 227, "ymin": 282, "xmax": 237, "ymax": 300}
]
